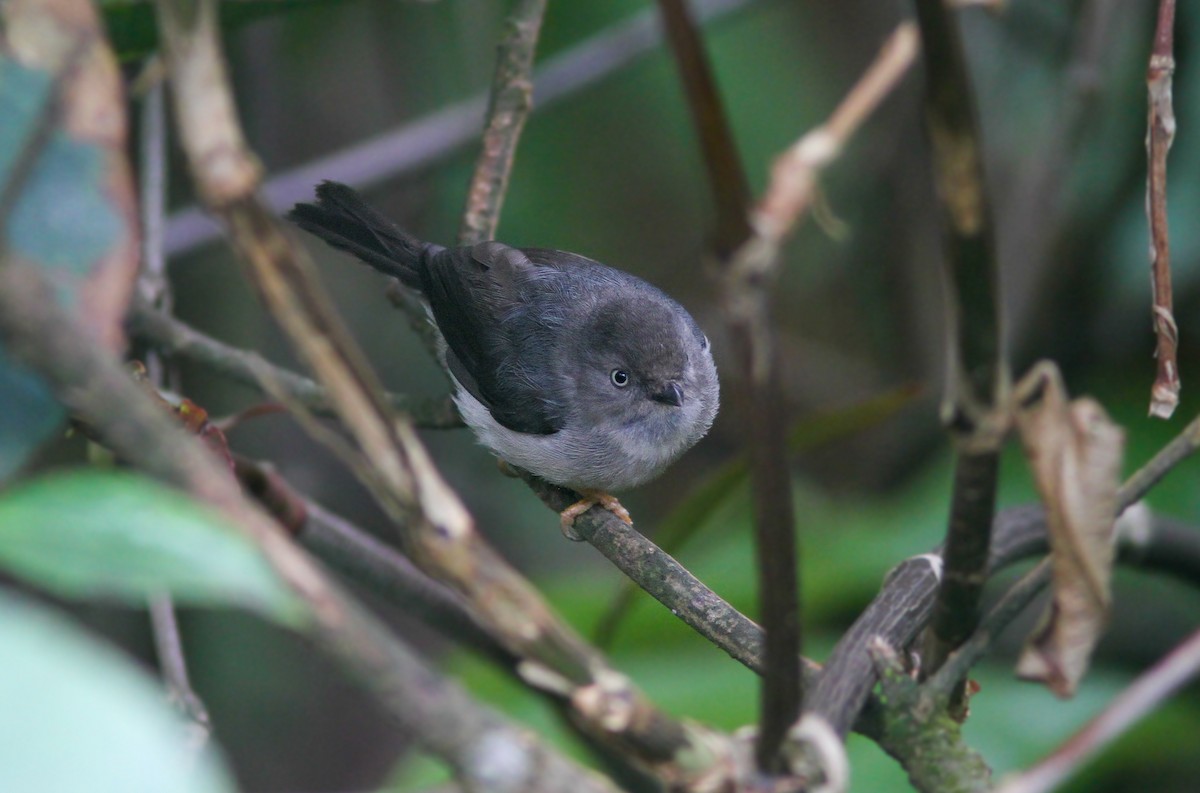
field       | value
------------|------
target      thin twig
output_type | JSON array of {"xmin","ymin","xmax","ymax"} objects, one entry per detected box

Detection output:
[
  {"xmin": 1004, "ymin": 0, "xmax": 1121, "ymax": 341},
  {"xmin": 913, "ymin": 0, "xmax": 1008, "ymax": 678},
  {"xmin": 138, "ymin": 74, "xmax": 212, "ymax": 748},
  {"xmin": 162, "ymin": 0, "xmax": 759, "ymax": 258},
  {"xmin": 458, "ymin": 0, "xmax": 547, "ymax": 246},
  {"xmin": 995, "ymin": 625, "xmax": 1200, "ymax": 793},
  {"xmin": 1146, "ymin": 0, "xmax": 1179, "ymax": 419},
  {"xmin": 1116, "ymin": 411, "xmax": 1200, "ymax": 506},
  {"xmin": 926, "ymin": 559, "xmax": 1052, "ymax": 699},
  {"xmin": 126, "ymin": 299, "xmax": 462, "ymax": 427},
  {"xmin": 149, "ymin": 593, "xmax": 212, "ymax": 748}
]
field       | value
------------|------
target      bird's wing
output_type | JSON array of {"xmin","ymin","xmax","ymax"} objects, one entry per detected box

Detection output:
[{"xmin": 419, "ymin": 241, "xmax": 567, "ymax": 435}]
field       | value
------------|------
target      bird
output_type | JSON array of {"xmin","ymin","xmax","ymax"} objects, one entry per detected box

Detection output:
[{"xmin": 288, "ymin": 181, "xmax": 719, "ymax": 536}]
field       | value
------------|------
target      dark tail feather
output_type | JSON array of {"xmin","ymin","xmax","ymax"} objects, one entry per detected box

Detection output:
[{"xmin": 287, "ymin": 181, "xmax": 433, "ymax": 289}]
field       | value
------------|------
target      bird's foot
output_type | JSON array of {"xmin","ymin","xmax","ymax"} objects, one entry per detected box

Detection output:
[{"xmin": 559, "ymin": 491, "xmax": 632, "ymax": 541}]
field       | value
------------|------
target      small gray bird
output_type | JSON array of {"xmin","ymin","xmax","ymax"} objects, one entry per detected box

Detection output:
[{"xmin": 289, "ymin": 182, "xmax": 719, "ymax": 533}]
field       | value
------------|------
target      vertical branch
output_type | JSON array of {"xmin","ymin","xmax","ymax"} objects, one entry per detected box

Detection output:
[
  {"xmin": 657, "ymin": 0, "xmax": 796, "ymax": 772},
  {"xmin": 138, "ymin": 73, "xmax": 212, "ymax": 743},
  {"xmin": 912, "ymin": 0, "xmax": 1008, "ymax": 677},
  {"xmin": 1146, "ymin": 0, "xmax": 1179, "ymax": 419},
  {"xmin": 657, "ymin": 0, "xmax": 752, "ymax": 255},
  {"xmin": 458, "ymin": 0, "xmax": 547, "ymax": 246},
  {"xmin": 149, "ymin": 594, "xmax": 212, "ymax": 747}
]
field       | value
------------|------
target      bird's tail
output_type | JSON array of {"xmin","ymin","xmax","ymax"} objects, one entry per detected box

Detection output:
[{"xmin": 287, "ymin": 181, "xmax": 437, "ymax": 289}]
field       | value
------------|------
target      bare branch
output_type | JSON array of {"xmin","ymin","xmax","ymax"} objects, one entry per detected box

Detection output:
[
  {"xmin": 658, "ymin": 0, "xmax": 801, "ymax": 771},
  {"xmin": 137, "ymin": 72, "xmax": 212, "ymax": 750},
  {"xmin": 127, "ymin": 299, "xmax": 462, "ymax": 427},
  {"xmin": 459, "ymin": 0, "xmax": 546, "ymax": 246},
  {"xmin": 1146, "ymin": 0, "xmax": 1180, "ymax": 418},
  {"xmin": 659, "ymin": 18, "xmax": 916, "ymax": 773},
  {"xmin": 657, "ymin": 0, "xmax": 753, "ymax": 255},
  {"xmin": 912, "ymin": 0, "xmax": 1008, "ymax": 678},
  {"xmin": 149, "ymin": 594, "xmax": 212, "ymax": 750}
]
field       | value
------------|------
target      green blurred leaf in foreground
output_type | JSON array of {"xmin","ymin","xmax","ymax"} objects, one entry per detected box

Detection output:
[
  {"xmin": 0, "ymin": 469, "xmax": 307, "ymax": 626},
  {"xmin": 0, "ymin": 590, "xmax": 236, "ymax": 793}
]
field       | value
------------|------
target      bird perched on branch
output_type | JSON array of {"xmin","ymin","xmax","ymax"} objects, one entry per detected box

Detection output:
[{"xmin": 289, "ymin": 181, "xmax": 719, "ymax": 536}]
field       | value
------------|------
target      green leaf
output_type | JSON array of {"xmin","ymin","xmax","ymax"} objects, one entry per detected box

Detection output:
[
  {"xmin": 0, "ymin": 590, "xmax": 236, "ymax": 793},
  {"xmin": 0, "ymin": 470, "xmax": 307, "ymax": 626}
]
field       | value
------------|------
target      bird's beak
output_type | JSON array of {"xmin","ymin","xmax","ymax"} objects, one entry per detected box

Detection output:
[{"xmin": 651, "ymin": 381, "xmax": 685, "ymax": 407}]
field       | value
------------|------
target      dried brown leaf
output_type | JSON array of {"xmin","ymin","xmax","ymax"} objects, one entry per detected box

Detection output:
[{"xmin": 1013, "ymin": 362, "xmax": 1125, "ymax": 697}]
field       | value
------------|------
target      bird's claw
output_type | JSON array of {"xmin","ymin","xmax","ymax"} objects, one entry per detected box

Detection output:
[{"xmin": 559, "ymin": 491, "xmax": 632, "ymax": 540}]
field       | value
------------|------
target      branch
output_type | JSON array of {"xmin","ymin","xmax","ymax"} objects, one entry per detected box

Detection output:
[
  {"xmin": 995, "ymin": 625, "xmax": 1200, "ymax": 793},
  {"xmin": 232, "ymin": 456, "xmax": 510, "ymax": 665},
  {"xmin": 149, "ymin": 594, "xmax": 212, "ymax": 749},
  {"xmin": 137, "ymin": 71, "xmax": 213, "ymax": 750},
  {"xmin": 155, "ymin": 1, "xmax": 747, "ymax": 786},
  {"xmin": 1146, "ymin": 0, "xmax": 1179, "ymax": 418},
  {"xmin": 657, "ymin": 0, "xmax": 752, "ymax": 255},
  {"xmin": 660, "ymin": 20, "xmax": 916, "ymax": 775},
  {"xmin": 912, "ymin": 0, "xmax": 1008, "ymax": 678},
  {"xmin": 126, "ymin": 299, "xmax": 462, "ymax": 427},
  {"xmin": 810, "ymin": 405, "xmax": 1200, "ymax": 738},
  {"xmin": 458, "ymin": 0, "xmax": 546, "ymax": 246},
  {"xmin": 658, "ymin": 0, "xmax": 804, "ymax": 771}
]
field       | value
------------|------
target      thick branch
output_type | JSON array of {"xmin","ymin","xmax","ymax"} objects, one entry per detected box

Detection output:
[{"xmin": 912, "ymin": 0, "xmax": 1008, "ymax": 677}]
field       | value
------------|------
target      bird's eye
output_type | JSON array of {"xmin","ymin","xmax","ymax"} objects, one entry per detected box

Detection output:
[{"xmin": 610, "ymin": 369, "xmax": 630, "ymax": 388}]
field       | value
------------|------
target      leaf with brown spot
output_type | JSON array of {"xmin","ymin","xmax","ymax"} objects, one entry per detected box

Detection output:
[{"xmin": 1013, "ymin": 362, "xmax": 1125, "ymax": 697}]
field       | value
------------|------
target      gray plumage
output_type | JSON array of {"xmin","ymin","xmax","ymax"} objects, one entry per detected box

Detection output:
[{"xmin": 289, "ymin": 181, "xmax": 719, "ymax": 493}]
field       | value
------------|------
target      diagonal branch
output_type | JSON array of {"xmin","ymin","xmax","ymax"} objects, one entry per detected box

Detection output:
[{"xmin": 0, "ymin": 258, "xmax": 617, "ymax": 792}]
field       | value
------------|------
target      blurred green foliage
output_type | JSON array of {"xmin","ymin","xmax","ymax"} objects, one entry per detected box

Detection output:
[{"xmin": 0, "ymin": 0, "xmax": 1195, "ymax": 791}]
